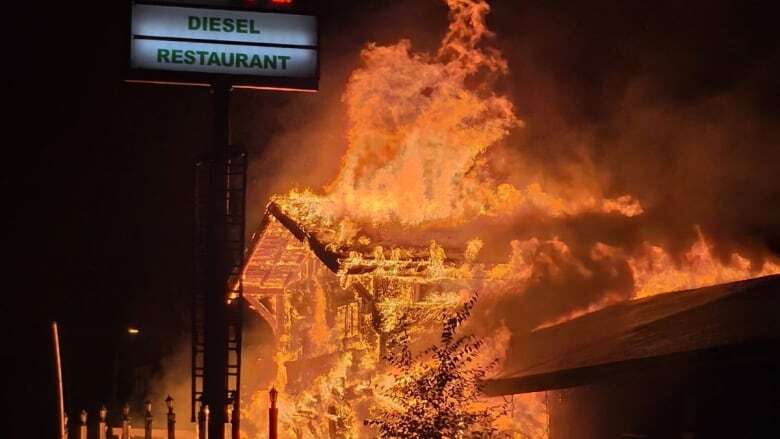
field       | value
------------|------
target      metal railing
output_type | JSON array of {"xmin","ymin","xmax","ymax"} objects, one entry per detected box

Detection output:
[{"xmin": 64, "ymin": 397, "xmax": 236, "ymax": 439}]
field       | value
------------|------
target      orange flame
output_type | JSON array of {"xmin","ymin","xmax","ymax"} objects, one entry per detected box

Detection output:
[
  {"xmin": 275, "ymin": 0, "xmax": 641, "ymax": 229},
  {"xmin": 629, "ymin": 228, "xmax": 780, "ymax": 298}
]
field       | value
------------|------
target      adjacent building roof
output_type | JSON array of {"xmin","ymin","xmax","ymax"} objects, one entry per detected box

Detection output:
[{"xmin": 483, "ymin": 274, "xmax": 780, "ymax": 396}]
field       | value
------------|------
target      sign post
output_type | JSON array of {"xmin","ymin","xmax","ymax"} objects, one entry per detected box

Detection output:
[{"xmin": 127, "ymin": 2, "xmax": 318, "ymax": 438}]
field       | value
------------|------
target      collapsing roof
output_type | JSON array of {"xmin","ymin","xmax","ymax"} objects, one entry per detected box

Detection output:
[
  {"xmin": 241, "ymin": 199, "xmax": 468, "ymax": 286},
  {"xmin": 239, "ymin": 199, "xmax": 472, "ymax": 331},
  {"xmin": 483, "ymin": 274, "xmax": 780, "ymax": 396}
]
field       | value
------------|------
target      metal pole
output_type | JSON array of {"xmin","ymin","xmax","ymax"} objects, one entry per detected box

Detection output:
[
  {"xmin": 203, "ymin": 80, "xmax": 231, "ymax": 439},
  {"xmin": 199, "ymin": 405, "xmax": 210, "ymax": 439},
  {"xmin": 268, "ymin": 388, "xmax": 278, "ymax": 439},
  {"xmin": 52, "ymin": 322, "xmax": 66, "ymax": 439}
]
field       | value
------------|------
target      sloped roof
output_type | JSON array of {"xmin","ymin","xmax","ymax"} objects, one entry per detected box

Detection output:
[
  {"xmin": 242, "ymin": 200, "xmax": 467, "ymax": 284},
  {"xmin": 483, "ymin": 274, "xmax": 780, "ymax": 396},
  {"xmin": 239, "ymin": 199, "xmax": 480, "ymax": 332}
]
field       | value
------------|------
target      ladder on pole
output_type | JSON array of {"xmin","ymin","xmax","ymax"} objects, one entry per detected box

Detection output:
[{"xmin": 192, "ymin": 147, "xmax": 247, "ymax": 425}]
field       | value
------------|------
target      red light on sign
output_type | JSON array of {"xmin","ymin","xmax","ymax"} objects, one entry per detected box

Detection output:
[{"xmin": 270, "ymin": 0, "xmax": 293, "ymax": 4}]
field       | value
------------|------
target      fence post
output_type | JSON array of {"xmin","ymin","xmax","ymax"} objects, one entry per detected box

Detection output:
[
  {"xmin": 80, "ymin": 410, "xmax": 88, "ymax": 439},
  {"xmin": 269, "ymin": 388, "xmax": 278, "ymax": 439},
  {"xmin": 166, "ymin": 396, "xmax": 176, "ymax": 439},
  {"xmin": 98, "ymin": 406, "xmax": 108, "ymax": 439},
  {"xmin": 121, "ymin": 403, "xmax": 131, "ymax": 439},
  {"xmin": 145, "ymin": 400, "xmax": 153, "ymax": 439},
  {"xmin": 198, "ymin": 404, "xmax": 210, "ymax": 439}
]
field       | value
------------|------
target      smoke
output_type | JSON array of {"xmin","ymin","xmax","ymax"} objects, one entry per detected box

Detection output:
[
  {"xmin": 488, "ymin": 0, "xmax": 780, "ymax": 256},
  {"xmin": 144, "ymin": 338, "xmax": 196, "ymax": 430},
  {"xmin": 453, "ymin": 1, "xmax": 780, "ymax": 360}
]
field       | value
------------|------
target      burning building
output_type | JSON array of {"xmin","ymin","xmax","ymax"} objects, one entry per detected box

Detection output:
[
  {"xmin": 237, "ymin": 195, "xmax": 498, "ymax": 437},
  {"xmin": 225, "ymin": 0, "xmax": 780, "ymax": 437}
]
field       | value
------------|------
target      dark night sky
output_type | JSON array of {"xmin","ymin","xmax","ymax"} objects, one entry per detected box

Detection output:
[{"xmin": 2, "ymin": 1, "xmax": 779, "ymax": 436}]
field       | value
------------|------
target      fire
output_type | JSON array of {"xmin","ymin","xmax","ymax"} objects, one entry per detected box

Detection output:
[
  {"xmin": 234, "ymin": 0, "xmax": 780, "ymax": 438},
  {"xmin": 324, "ymin": 0, "xmax": 516, "ymax": 227},
  {"xmin": 281, "ymin": 0, "xmax": 640, "ymax": 230},
  {"xmin": 628, "ymin": 228, "xmax": 780, "ymax": 298}
]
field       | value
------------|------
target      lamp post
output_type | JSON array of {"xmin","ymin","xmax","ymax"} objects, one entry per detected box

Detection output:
[
  {"xmin": 98, "ymin": 406, "xmax": 108, "ymax": 439},
  {"xmin": 198, "ymin": 404, "xmax": 210, "ymax": 439},
  {"xmin": 79, "ymin": 410, "xmax": 88, "ymax": 439},
  {"xmin": 144, "ymin": 400, "xmax": 153, "ymax": 439},
  {"xmin": 121, "ymin": 403, "xmax": 131, "ymax": 439},
  {"xmin": 166, "ymin": 396, "xmax": 176, "ymax": 439}
]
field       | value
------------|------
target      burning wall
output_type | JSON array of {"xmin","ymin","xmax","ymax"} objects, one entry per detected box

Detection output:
[
  {"xmin": 235, "ymin": 0, "xmax": 780, "ymax": 437},
  {"xmin": 239, "ymin": 199, "xmax": 485, "ymax": 437}
]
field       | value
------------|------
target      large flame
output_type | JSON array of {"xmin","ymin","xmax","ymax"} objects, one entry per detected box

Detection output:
[
  {"xmin": 284, "ymin": 0, "xmax": 641, "ymax": 229},
  {"xmin": 325, "ymin": 0, "xmax": 516, "ymax": 226}
]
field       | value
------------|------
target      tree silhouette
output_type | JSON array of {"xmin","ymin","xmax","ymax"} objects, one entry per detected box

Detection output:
[{"xmin": 365, "ymin": 294, "xmax": 506, "ymax": 438}]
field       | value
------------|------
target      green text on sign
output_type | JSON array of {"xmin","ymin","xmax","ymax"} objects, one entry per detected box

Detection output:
[
  {"xmin": 157, "ymin": 49, "xmax": 290, "ymax": 70},
  {"xmin": 187, "ymin": 16, "xmax": 261, "ymax": 34}
]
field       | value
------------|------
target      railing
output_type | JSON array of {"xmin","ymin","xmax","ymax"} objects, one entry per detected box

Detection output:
[
  {"xmin": 66, "ymin": 388, "xmax": 277, "ymax": 439},
  {"xmin": 64, "ymin": 397, "xmax": 232, "ymax": 439}
]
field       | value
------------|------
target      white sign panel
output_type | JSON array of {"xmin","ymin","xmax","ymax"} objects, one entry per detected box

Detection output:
[
  {"xmin": 132, "ymin": 39, "xmax": 317, "ymax": 77},
  {"xmin": 129, "ymin": 3, "xmax": 318, "ymax": 87},
  {"xmin": 132, "ymin": 4, "xmax": 317, "ymax": 46}
]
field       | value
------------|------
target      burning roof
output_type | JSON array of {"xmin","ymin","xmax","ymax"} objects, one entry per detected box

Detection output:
[
  {"xmin": 483, "ymin": 274, "xmax": 780, "ymax": 396},
  {"xmin": 242, "ymin": 197, "xmax": 470, "ymax": 284}
]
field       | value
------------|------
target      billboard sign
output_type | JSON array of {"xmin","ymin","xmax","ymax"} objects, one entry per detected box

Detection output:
[{"xmin": 128, "ymin": 2, "xmax": 318, "ymax": 90}]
